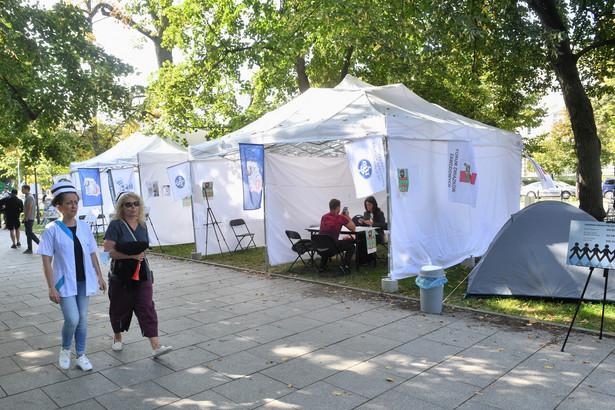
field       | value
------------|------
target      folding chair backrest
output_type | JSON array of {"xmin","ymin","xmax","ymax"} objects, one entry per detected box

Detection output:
[
  {"xmin": 311, "ymin": 234, "xmax": 337, "ymax": 253},
  {"xmin": 285, "ymin": 230, "xmax": 302, "ymax": 243}
]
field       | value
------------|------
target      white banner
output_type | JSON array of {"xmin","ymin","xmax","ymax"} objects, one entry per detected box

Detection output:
[
  {"xmin": 111, "ymin": 168, "xmax": 135, "ymax": 197},
  {"xmin": 525, "ymin": 154, "xmax": 556, "ymax": 189},
  {"xmin": 166, "ymin": 162, "xmax": 192, "ymax": 201},
  {"xmin": 344, "ymin": 136, "xmax": 387, "ymax": 198},
  {"xmin": 447, "ymin": 141, "xmax": 478, "ymax": 207}
]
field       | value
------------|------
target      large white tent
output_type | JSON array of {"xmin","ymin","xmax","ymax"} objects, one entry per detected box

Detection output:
[
  {"xmin": 189, "ymin": 76, "xmax": 522, "ymax": 279},
  {"xmin": 69, "ymin": 132, "xmax": 194, "ymax": 246}
]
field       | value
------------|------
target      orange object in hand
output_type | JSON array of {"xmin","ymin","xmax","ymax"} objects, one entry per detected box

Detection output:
[{"xmin": 131, "ymin": 261, "xmax": 141, "ymax": 281}]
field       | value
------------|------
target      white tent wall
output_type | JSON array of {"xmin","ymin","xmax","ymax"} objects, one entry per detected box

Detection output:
[
  {"xmin": 265, "ymin": 154, "xmax": 388, "ymax": 266},
  {"xmin": 388, "ymin": 139, "xmax": 521, "ymax": 279},
  {"xmin": 138, "ymin": 152, "xmax": 194, "ymax": 246},
  {"xmin": 191, "ymin": 158, "xmax": 264, "ymax": 255}
]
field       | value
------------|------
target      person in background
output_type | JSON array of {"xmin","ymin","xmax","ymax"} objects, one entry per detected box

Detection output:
[
  {"xmin": 319, "ymin": 198, "xmax": 356, "ymax": 275},
  {"xmin": 0, "ymin": 189, "xmax": 22, "ymax": 248},
  {"xmin": 103, "ymin": 192, "xmax": 172, "ymax": 358},
  {"xmin": 37, "ymin": 181, "xmax": 107, "ymax": 371},
  {"xmin": 357, "ymin": 196, "xmax": 387, "ymax": 264},
  {"xmin": 1, "ymin": 187, "xmax": 10, "ymax": 229},
  {"xmin": 21, "ymin": 184, "xmax": 40, "ymax": 254}
]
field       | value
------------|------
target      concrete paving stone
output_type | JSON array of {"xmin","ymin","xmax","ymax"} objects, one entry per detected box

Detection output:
[
  {"xmin": 302, "ymin": 304, "xmax": 360, "ymax": 323},
  {"xmin": 14, "ymin": 331, "xmax": 62, "ymax": 351},
  {"xmin": 100, "ymin": 357, "xmax": 175, "ymax": 387},
  {"xmin": 260, "ymin": 354, "xmax": 342, "ymax": 389},
  {"xmin": 13, "ymin": 346, "xmax": 62, "ymax": 370},
  {"xmin": 596, "ymin": 350, "xmax": 615, "ymax": 373},
  {"xmin": 394, "ymin": 337, "xmax": 465, "ymax": 363},
  {"xmin": 60, "ymin": 398, "xmax": 107, "ymax": 410},
  {"xmin": 471, "ymin": 380, "xmax": 567, "ymax": 409},
  {"xmin": 262, "ymin": 380, "xmax": 368, "ymax": 409},
  {"xmin": 428, "ymin": 356, "xmax": 509, "ymax": 389},
  {"xmin": 422, "ymin": 326, "xmax": 491, "ymax": 348},
  {"xmin": 41, "ymin": 372, "xmax": 119, "ymax": 407},
  {"xmin": 324, "ymin": 360, "xmax": 406, "ymax": 398},
  {"xmin": 394, "ymin": 371, "xmax": 484, "ymax": 408},
  {"xmin": 274, "ymin": 315, "xmax": 327, "ymax": 333},
  {"xmin": 205, "ymin": 350, "xmax": 277, "ymax": 379},
  {"xmin": 156, "ymin": 305, "xmax": 201, "ymax": 322},
  {"xmin": 35, "ymin": 321, "xmax": 67, "ymax": 335},
  {"xmin": 160, "ymin": 390, "xmax": 248, "ymax": 409},
  {"xmin": 0, "ymin": 325, "xmax": 44, "ymax": 343},
  {"xmin": 3, "ymin": 312, "xmax": 56, "ymax": 329},
  {"xmin": 0, "ymin": 356, "xmax": 22, "ymax": 376},
  {"xmin": 344, "ymin": 306, "xmax": 413, "ymax": 327},
  {"xmin": 61, "ymin": 351, "xmax": 124, "ymax": 375},
  {"xmin": 0, "ymin": 338, "xmax": 39, "ymax": 359},
  {"xmin": 0, "ymin": 363, "xmax": 69, "ymax": 395},
  {"xmin": 473, "ymin": 329, "xmax": 550, "ymax": 360},
  {"xmin": 216, "ymin": 300, "xmax": 268, "ymax": 316},
  {"xmin": 311, "ymin": 320, "xmax": 376, "ymax": 344},
  {"xmin": 365, "ymin": 320, "xmax": 424, "ymax": 343},
  {"xmin": 284, "ymin": 294, "xmax": 339, "ymax": 311},
  {"xmin": 330, "ymin": 332, "xmax": 403, "ymax": 357},
  {"xmin": 455, "ymin": 400, "xmax": 504, "ymax": 410},
  {"xmin": 157, "ymin": 329, "xmax": 212, "ymax": 350},
  {"xmin": 557, "ymin": 333, "xmax": 615, "ymax": 362},
  {"xmin": 185, "ymin": 308, "xmax": 239, "ymax": 325},
  {"xmin": 157, "ymin": 316, "xmax": 204, "ymax": 334},
  {"xmin": 233, "ymin": 311, "xmax": 281, "ymax": 329},
  {"xmin": 234, "ymin": 323, "xmax": 297, "ymax": 344},
  {"xmin": 306, "ymin": 343, "xmax": 374, "ymax": 370},
  {"xmin": 366, "ymin": 351, "xmax": 434, "ymax": 379},
  {"xmin": 245, "ymin": 339, "xmax": 320, "ymax": 363},
  {"xmin": 558, "ymin": 387, "xmax": 615, "ymax": 409},
  {"xmin": 212, "ymin": 372, "xmax": 294, "ymax": 409},
  {"xmin": 94, "ymin": 380, "xmax": 179, "ymax": 409},
  {"xmin": 154, "ymin": 365, "xmax": 231, "ymax": 398},
  {"xmin": 451, "ymin": 343, "xmax": 529, "ymax": 370},
  {"xmin": 191, "ymin": 319, "xmax": 252, "ymax": 340},
  {"xmin": 250, "ymin": 302, "xmax": 310, "ymax": 321},
  {"xmin": 0, "ymin": 388, "xmax": 59, "ymax": 409},
  {"xmin": 198, "ymin": 335, "xmax": 260, "ymax": 357},
  {"xmin": 356, "ymin": 389, "xmax": 446, "ymax": 409},
  {"xmin": 575, "ymin": 367, "xmax": 615, "ymax": 396},
  {"xmin": 155, "ymin": 345, "xmax": 219, "ymax": 372}
]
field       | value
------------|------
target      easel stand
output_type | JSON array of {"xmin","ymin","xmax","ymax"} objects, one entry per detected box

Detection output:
[
  {"xmin": 203, "ymin": 194, "xmax": 231, "ymax": 257},
  {"xmin": 561, "ymin": 267, "xmax": 610, "ymax": 351},
  {"xmin": 147, "ymin": 214, "xmax": 164, "ymax": 252}
]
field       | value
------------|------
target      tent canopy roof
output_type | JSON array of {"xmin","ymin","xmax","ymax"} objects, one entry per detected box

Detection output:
[
  {"xmin": 190, "ymin": 75, "xmax": 521, "ymax": 160},
  {"xmin": 70, "ymin": 132, "xmax": 187, "ymax": 171}
]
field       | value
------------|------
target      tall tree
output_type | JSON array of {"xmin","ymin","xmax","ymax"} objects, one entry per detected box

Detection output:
[{"xmin": 0, "ymin": 0, "xmax": 135, "ymax": 166}]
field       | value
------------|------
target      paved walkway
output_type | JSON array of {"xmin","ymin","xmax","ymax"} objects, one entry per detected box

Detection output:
[{"xmin": 1, "ymin": 231, "xmax": 615, "ymax": 409}]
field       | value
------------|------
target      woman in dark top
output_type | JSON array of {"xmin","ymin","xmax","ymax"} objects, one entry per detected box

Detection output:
[
  {"xmin": 103, "ymin": 192, "xmax": 172, "ymax": 358},
  {"xmin": 357, "ymin": 196, "xmax": 387, "ymax": 264}
]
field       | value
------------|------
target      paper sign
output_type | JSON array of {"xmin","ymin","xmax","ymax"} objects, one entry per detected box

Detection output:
[{"xmin": 568, "ymin": 221, "xmax": 615, "ymax": 269}]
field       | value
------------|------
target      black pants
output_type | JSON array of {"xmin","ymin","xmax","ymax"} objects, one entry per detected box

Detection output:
[
  {"xmin": 320, "ymin": 239, "xmax": 355, "ymax": 268},
  {"xmin": 24, "ymin": 220, "xmax": 39, "ymax": 250}
]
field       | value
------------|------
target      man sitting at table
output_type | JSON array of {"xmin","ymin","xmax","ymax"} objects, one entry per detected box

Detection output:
[{"xmin": 319, "ymin": 198, "xmax": 356, "ymax": 275}]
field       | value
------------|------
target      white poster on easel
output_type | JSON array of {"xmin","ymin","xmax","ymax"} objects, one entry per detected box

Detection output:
[{"xmin": 567, "ymin": 221, "xmax": 615, "ymax": 269}]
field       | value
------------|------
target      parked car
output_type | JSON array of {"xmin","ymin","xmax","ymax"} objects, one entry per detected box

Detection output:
[
  {"xmin": 521, "ymin": 181, "xmax": 576, "ymax": 200},
  {"xmin": 603, "ymin": 178, "xmax": 615, "ymax": 200}
]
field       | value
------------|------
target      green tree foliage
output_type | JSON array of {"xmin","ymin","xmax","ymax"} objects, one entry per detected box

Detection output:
[{"xmin": 0, "ymin": 0, "xmax": 135, "ymax": 166}]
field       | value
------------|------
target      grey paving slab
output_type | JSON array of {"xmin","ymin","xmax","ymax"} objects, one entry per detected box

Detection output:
[{"xmin": 1, "ymin": 230, "xmax": 615, "ymax": 409}]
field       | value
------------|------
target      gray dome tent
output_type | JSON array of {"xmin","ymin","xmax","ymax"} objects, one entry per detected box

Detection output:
[{"xmin": 466, "ymin": 201, "xmax": 615, "ymax": 301}]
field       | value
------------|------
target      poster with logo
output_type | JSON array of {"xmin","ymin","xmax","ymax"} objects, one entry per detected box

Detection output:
[
  {"xmin": 78, "ymin": 168, "xmax": 103, "ymax": 206},
  {"xmin": 366, "ymin": 229, "xmax": 377, "ymax": 254},
  {"xmin": 568, "ymin": 221, "xmax": 615, "ymax": 269},
  {"xmin": 345, "ymin": 136, "xmax": 386, "ymax": 198},
  {"xmin": 447, "ymin": 141, "xmax": 478, "ymax": 207},
  {"xmin": 398, "ymin": 168, "xmax": 409, "ymax": 194},
  {"xmin": 166, "ymin": 162, "xmax": 192, "ymax": 201},
  {"xmin": 202, "ymin": 181, "xmax": 214, "ymax": 198}
]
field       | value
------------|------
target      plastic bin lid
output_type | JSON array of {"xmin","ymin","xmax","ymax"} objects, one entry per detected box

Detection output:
[{"xmin": 419, "ymin": 265, "xmax": 445, "ymax": 278}]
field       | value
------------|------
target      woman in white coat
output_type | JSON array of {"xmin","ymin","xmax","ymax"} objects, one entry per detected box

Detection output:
[{"xmin": 37, "ymin": 181, "xmax": 107, "ymax": 371}]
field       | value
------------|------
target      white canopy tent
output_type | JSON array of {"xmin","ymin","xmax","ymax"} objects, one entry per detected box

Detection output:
[
  {"xmin": 189, "ymin": 76, "xmax": 522, "ymax": 279},
  {"xmin": 69, "ymin": 132, "xmax": 194, "ymax": 246}
]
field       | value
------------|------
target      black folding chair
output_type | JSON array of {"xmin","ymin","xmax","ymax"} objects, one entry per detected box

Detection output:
[
  {"xmin": 311, "ymin": 234, "xmax": 344, "ymax": 273},
  {"xmin": 285, "ymin": 230, "xmax": 315, "ymax": 273},
  {"xmin": 229, "ymin": 218, "xmax": 256, "ymax": 251}
]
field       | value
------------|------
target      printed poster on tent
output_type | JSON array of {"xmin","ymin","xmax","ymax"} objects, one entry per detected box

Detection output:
[
  {"xmin": 567, "ymin": 221, "xmax": 615, "ymax": 269},
  {"xmin": 78, "ymin": 168, "xmax": 103, "ymax": 206},
  {"xmin": 166, "ymin": 162, "xmax": 192, "ymax": 201},
  {"xmin": 239, "ymin": 143, "xmax": 264, "ymax": 210},
  {"xmin": 344, "ymin": 137, "xmax": 386, "ymax": 198},
  {"xmin": 447, "ymin": 141, "xmax": 478, "ymax": 207}
]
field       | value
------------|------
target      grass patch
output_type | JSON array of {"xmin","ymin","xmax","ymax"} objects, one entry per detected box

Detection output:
[{"xmin": 152, "ymin": 242, "xmax": 615, "ymax": 333}]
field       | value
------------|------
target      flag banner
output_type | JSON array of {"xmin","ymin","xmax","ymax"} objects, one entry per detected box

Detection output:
[
  {"xmin": 111, "ymin": 168, "xmax": 136, "ymax": 200},
  {"xmin": 78, "ymin": 168, "xmax": 103, "ymax": 206},
  {"xmin": 344, "ymin": 136, "xmax": 387, "ymax": 198},
  {"xmin": 166, "ymin": 162, "xmax": 192, "ymax": 201},
  {"xmin": 447, "ymin": 141, "xmax": 478, "ymax": 207},
  {"xmin": 524, "ymin": 154, "xmax": 556, "ymax": 189},
  {"xmin": 239, "ymin": 143, "xmax": 264, "ymax": 210}
]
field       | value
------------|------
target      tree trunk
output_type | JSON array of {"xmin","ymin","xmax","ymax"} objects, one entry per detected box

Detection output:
[
  {"xmin": 295, "ymin": 55, "xmax": 310, "ymax": 93},
  {"xmin": 528, "ymin": 0, "xmax": 605, "ymax": 220}
]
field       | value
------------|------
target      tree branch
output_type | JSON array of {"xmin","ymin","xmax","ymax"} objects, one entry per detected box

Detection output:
[
  {"xmin": 575, "ymin": 39, "xmax": 615, "ymax": 61},
  {"xmin": 90, "ymin": 2, "xmax": 156, "ymax": 42},
  {"xmin": 1, "ymin": 76, "xmax": 40, "ymax": 121}
]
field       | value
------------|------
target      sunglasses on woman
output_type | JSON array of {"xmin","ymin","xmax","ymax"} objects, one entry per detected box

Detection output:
[{"xmin": 123, "ymin": 201, "xmax": 140, "ymax": 208}]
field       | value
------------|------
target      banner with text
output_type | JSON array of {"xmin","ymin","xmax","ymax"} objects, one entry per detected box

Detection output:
[{"xmin": 447, "ymin": 141, "xmax": 478, "ymax": 207}]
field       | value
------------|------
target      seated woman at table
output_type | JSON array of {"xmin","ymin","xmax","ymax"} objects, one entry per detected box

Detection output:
[{"xmin": 357, "ymin": 196, "xmax": 387, "ymax": 264}]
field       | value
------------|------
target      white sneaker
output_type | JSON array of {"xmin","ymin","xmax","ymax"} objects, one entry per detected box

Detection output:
[
  {"xmin": 152, "ymin": 345, "xmax": 172, "ymax": 358},
  {"xmin": 112, "ymin": 341, "xmax": 122, "ymax": 351},
  {"xmin": 59, "ymin": 348, "xmax": 71, "ymax": 369},
  {"xmin": 75, "ymin": 355, "xmax": 92, "ymax": 371}
]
